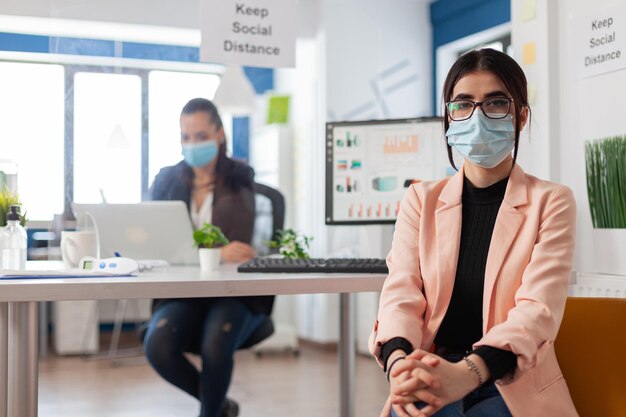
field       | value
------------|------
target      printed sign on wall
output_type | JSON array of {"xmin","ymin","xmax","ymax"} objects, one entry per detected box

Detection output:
[
  {"xmin": 200, "ymin": 0, "xmax": 296, "ymax": 68},
  {"xmin": 573, "ymin": 2, "xmax": 626, "ymax": 78}
]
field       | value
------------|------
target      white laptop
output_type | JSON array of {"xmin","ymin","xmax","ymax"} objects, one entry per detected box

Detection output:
[{"xmin": 72, "ymin": 201, "xmax": 199, "ymax": 265}]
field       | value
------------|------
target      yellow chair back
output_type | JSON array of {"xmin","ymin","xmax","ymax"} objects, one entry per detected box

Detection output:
[{"xmin": 555, "ymin": 297, "xmax": 626, "ymax": 417}]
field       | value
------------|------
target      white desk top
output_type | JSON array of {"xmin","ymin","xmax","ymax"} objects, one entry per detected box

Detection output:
[{"xmin": 0, "ymin": 261, "xmax": 386, "ymax": 302}]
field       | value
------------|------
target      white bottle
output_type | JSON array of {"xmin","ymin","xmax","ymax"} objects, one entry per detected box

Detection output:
[{"xmin": 0, "ymin": 205, "xmax": 27, "ymax": 270}]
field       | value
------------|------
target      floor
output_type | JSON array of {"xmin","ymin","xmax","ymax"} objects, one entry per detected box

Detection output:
[{"xmin": 38, "ymin": 336, "xmax": 389, "ymax": 417}]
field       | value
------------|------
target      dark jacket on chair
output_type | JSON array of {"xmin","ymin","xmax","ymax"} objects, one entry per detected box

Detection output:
[{"xmin": 148, "ymin": 158, "xmax": 274, "ymax": 315}]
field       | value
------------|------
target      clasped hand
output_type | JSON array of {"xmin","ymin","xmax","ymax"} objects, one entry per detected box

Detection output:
[{"xmin": 382, "ymin": 350, "xmax": 480, "ymax": 417}]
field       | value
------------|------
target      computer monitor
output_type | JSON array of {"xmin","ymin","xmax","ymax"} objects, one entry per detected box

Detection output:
[{"xmin": 325, "ymin": 117, "xmax": 448, "ymax": 225}]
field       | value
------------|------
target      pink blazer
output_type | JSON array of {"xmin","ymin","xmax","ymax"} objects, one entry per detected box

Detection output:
[{"xmin": 369, "ymin": 164, "xmax": 579, "ymax": 417}]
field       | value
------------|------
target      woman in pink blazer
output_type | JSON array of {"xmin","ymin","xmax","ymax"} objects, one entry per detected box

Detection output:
[{"xmin": 370, "ymin": 49, "xmax": 578, "ymax": 417}]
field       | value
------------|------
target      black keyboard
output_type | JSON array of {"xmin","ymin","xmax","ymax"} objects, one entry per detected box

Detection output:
[{"xmin": 237, "ymin": 257, "xmax": 388, "ymax": 274}]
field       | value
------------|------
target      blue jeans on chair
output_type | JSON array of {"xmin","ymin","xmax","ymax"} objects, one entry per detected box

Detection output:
[{"xmin": 144, "ymin": 298, "xmax": 266, "ymax": 417}]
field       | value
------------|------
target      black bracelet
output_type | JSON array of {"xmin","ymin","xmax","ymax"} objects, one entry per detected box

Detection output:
[{"xmin": 386, "ymin": 356, "xmax": 406, "ymax": 382}]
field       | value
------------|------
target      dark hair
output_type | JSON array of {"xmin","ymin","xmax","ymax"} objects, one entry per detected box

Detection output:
[
  {"xmin": 442, "ymin": 48, "xmax": 530, "ymax": 170},
  {"xmin": 180, "ymin": 98, "xmax": 251, "ymax": 192}
]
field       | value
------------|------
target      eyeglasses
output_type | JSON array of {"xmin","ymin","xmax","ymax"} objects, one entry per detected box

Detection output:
[{"xmin": 445, "ymin": 97, "xmax": 514, "ymax": 121}]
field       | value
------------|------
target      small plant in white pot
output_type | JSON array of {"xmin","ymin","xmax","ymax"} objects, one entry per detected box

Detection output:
[
  {"xmin": 268, "ymin": 229, "xmax": 313, "ymax": 259},
  {"xmin": 193, "ymin": 223, "xmax": 229, "ymax": 271}
]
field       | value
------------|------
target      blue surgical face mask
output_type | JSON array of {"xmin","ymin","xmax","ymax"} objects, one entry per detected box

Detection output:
[
  {"xmin": 181, "ymin": 140, "xmax": 219, "ymax": 168},
  {"xmin": 446, "ymin": 112, "xmax": 515, "ymax": 169}
]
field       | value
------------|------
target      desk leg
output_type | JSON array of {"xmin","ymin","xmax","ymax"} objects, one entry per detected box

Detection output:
[
  {"xmin": 339, "ymin": 293, "xmax": 355, "ymax": 417},
  {"xmin": 8, "ymin": 302, "xmax": 38, "ymax": 417},
  {"xmin": 38, "ymin": 302, "xmax": 48, "ymax": 359},
  {"xmin": 0, "ymin": 303, "xmax": 8, "ymax": 417}
]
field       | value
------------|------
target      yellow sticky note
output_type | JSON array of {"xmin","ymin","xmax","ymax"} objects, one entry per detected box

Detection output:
[
  {"xmin": 527, "ymin": 83, "xmax": 537, "ymax": 105},
  {"xmin": 522, "ymin": 42, "xmax": 536, "ymax": 65},
  {"xmin": 521, "ymin": 0, "xmax": 537, "ymax": 22}
]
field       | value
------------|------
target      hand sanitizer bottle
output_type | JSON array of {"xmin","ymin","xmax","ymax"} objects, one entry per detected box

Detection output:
[{"xmin": 0, "ymin": 205, "xmax": 27, "ymax": 270}]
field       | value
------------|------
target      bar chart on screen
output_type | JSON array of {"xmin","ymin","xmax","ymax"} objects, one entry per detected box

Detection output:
[{"xmin": 326, "ymin": 117, "xmax": 447, "ymax": 225}]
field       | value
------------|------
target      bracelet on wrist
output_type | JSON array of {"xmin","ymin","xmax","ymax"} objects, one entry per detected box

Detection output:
[
  {"xmin": 462, "ymin": 356, "xmax": 485, "ymax": 386},
  {"xmin": 386, "ymin": 356, "xmax": 406, "ymax": 382}
]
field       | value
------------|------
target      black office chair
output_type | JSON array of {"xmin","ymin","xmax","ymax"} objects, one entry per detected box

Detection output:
[
  {"xmin": 252, "ymin": 182, "xmax": 285, "ymax": 251},
  {"xmin": 139, "ymin": 182, "xmax": 285, "ymax": 350},
  {"xmin": 220, "ymin": 182, "xmax": 285, "ymax": 348}
]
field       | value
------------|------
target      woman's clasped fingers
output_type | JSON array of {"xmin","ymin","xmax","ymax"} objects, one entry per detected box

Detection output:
[
  {"xmin": 403, "ymin": 401, "xmax": 432, "ymax": 417},
  {"xmin": 407, "ymin": 349, "xmax": 441, "ymax": 367},
  {"xmin": 410, "ymin": 400, "xmax": 441, "ymax": 417},
  {"xmin": 380, "ymin": 395, "xmax": 393, "ymax": 417},
  {"xmin": 391, "ymin": 403, "xmax": 414, "ymax": 417},
  {"xmin": 393, "ymin": 368, "xmax": 440, "ymax": 395},
  {"xmin": 390, "ymin": 358, "xmax": 429, "ymax": 379}
]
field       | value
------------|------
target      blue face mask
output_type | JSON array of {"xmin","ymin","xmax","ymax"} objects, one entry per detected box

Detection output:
[
  {"xmin": 181, "ymin": 140, "xmax": 219, "ymax": 168},
  {"xmin": 446, "ymin": 112, "xmax": 515, "ymax": 169}
]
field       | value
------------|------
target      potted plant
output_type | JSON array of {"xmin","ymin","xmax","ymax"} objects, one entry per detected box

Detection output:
[
  {"xmin": 193, "ymin": 223, "xmax": 229, "ymax": 271},
  {"xmin": 0, "ymin": 187, "xmax": 27, "ymax": 227},
  {"xmin": 268, "ymin": 229, "xmax": 313, "ymax": 259},
  {"xmin": 585, "ymin": 135, "xmax": 626, "ymax": 228},
  {"xmin": 584, "ymin": 135, "xmax": 626, "ymax": 276}
]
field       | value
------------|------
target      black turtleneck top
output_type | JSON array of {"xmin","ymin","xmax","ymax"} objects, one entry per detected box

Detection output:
[{"xmin": 382, "ymin": 175, "xmax": 517, "ymax": 381}]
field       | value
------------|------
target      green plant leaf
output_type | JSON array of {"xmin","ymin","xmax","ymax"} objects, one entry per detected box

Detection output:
[
  {"xmin": 0, "ymin": 187, "xmax": 27, "ymax": 227},
  {"xmin": 193, "ymin": 223, "xmax": 229, "ymax": 248},
  {"xmin": 268, "ymin": 228, "xmax": 313, "ymax": 259},
  {"xmin": 585, "ymin": 135, "xmax": 626, "ymax": 228}
]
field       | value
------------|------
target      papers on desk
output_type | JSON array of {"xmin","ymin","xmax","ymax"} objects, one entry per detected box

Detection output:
[{"xmin": 0, "ymin": 269, "xmax": 135, "ymax": 279}]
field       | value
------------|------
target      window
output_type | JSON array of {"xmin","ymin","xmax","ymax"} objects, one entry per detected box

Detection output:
[
  {"xmin": 73, "ymin": 72, "xmax": 142, "ymax": 203},
  {"xmin": 0, "ymin": 55, "xmax": 223, "ymax": 221},
  {"xmin": 148, "ymin": 71, "xmax": 220, "ymax": 184},
  {"xmin": 0, "ymin": 62, "xmax": 64, "ymax": 220}
]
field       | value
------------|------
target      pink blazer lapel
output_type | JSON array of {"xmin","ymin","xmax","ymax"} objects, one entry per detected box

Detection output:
[
  {"xmin": 433, "ymin": 168, "xmax": 464, "ymax": 326},
  {"xmin": 482, "ymin": 164, "xmax": 528, "ymax": 332}
]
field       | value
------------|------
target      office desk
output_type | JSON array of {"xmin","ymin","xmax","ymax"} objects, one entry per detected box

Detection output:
[{"xmin": 0, "ymin": 262, "xmax": 386, "ymax": 417}]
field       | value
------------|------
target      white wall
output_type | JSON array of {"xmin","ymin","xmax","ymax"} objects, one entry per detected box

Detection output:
[
  {"xmin": 511, "ymin": 0, "xmax": 626, "ymax": 278},
  {"xmin": 277, "ymin": 0, "xmax": 433, "ymax": 345},
  {"xmin": 0, "ymin": 0, "xmax": 199, "ymax": 29},
  {"xmin": 511, "ymin": 0, "xmax": 559, "ymax": 181},
  {"xmin": 557, "ymin": 0, "xmax": 626, "ymax": 277}
]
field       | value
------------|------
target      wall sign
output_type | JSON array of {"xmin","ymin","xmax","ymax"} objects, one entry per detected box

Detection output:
[
  {"xmin": 574, "ymin": 3, "xmax": 626, "ymax": 78},
  {"xmin": 200, "ymin": 0, "xmax": 296, "ymax": 68}
]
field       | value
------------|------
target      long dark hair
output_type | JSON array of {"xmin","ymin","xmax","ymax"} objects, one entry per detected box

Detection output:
[
  {"xmin": 181, "ymin": 98, "xmax": 251, "ymax": 192},
  {"xmin": 442, "ymin": 49, "xmax": 530, "ymax": 170}
]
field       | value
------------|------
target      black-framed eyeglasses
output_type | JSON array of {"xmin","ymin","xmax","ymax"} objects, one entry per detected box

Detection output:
[{"xmin": 445, "ymin": 97, "xmax": 514, "ymax": 121}]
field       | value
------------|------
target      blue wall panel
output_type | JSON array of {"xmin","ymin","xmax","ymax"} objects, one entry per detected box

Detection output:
[
  {"xmin": 232, "ymin": 117, "xmax": 250, "ymax": 162},
  {"xmin": 429, "ymin": 0, "xmax": 510, "ymax": 110},
  {"xmin": 0, "ymin": 32, "xmax": 49, "ymax": 53},
  {"xmin": 49, "ymin": 37, "xmax": 115, "ymax": 57},
  {"xmin": 122, "ymin": 42, "xmax": 199, "ymax": 62},
  {"xmin": 243, "ymin": 67, "xmax": 274, "ymax": 94}
]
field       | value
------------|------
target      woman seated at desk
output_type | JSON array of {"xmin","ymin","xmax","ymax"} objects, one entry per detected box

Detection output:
[
  {"xmin": 144, "ymin": 98, "xmax": 273, "ymax": 417},
  {"xmin": 371, "ymin": 49, "xmax": 578, "ymax": 417}
]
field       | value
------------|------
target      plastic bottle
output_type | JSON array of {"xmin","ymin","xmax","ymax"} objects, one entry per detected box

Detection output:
[{"xmin": 0, "ymin": 205, "xmax": 27, "ymax": 270}]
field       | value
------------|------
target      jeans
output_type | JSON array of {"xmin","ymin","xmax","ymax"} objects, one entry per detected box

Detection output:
[
  {"xmin": 144, "ymin": 298, "xmax": 266, "ymax": 417},
  {"xmin": 390, "ymin": 354, "xmax": 512, "ymax": 417}
]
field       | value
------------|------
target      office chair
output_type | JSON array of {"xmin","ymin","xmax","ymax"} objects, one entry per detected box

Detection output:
[
  {"xmin": 252, "ymin": 182, "xmax": 285, "ymax": 251},
  {"xmin": 554, "ymin": 297, "xmax": 626, "ymax": 417},
  {"xmin": 137, "ymin": 182, "xmax": 285, "ymax": 350},
  {"xmin": 98, "ymin": 183, "xmax": 284, "ymax": 366}
]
